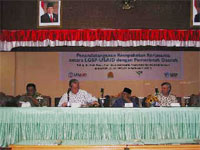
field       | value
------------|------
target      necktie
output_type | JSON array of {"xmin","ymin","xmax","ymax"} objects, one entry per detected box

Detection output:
[{"xmin": 50, "ymin": 15, "xmax": 53, "ymax": 22}]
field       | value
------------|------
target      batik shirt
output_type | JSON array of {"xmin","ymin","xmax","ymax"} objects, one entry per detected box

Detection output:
[
  {"xmin": 157, "ymin": 93, "xmax": 177, "ymax": 106},
  {"xmin": 58, "ymin": 89, "xmax": 97, "ymax": 107}
]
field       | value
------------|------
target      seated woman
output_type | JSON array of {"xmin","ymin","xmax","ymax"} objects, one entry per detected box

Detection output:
[
  {"xmin": 156, "ymin": 82, "xmax": 177, "ymax": 107},
  {"xmin": 19, "ymin": 83, "xmax": 50, "ymax": 107}
]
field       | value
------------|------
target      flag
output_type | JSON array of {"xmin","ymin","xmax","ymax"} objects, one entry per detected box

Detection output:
[
  {"xmin": 194, "ymin": 0, "xmax": 200, "ymax": 10},
  {"xmin": 195, "ymin": 0, "xmax": 197, "ymax": 9},
  {"xmin": 40, "ymin": 0, "xmax": 45, "ymax": 16}
]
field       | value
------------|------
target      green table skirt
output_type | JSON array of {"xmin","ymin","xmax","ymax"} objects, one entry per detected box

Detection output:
[{"xmin": 0, "ymin": 107, "xmax": 200, "ymax": 147}]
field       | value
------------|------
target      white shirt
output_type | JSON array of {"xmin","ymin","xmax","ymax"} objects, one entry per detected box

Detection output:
[
  {"xmin": 58, "ymin": 89, "xmax": 97, "ymax": 107},
  {"xmin": 48, "ymin": 14, "xmax": 53, "ymax": 18}
]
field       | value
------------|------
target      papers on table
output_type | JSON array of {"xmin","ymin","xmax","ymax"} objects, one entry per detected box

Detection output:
[{"xmin": 20, "ymin": 101, "xmax": 31, "ymax": 107}]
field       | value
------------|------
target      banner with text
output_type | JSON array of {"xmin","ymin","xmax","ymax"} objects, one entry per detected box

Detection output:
[{"xmin": 59, "ymin": 51, "xmax": 183, "ymax": 81}]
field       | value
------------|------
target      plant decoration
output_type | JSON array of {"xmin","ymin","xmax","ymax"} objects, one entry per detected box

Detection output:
[{"xmin": 145, "ymin": 95, "xmax": 159, "ymax": 107}]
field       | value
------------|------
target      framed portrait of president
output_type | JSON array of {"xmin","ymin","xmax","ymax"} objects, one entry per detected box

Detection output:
[
  {"xmin": 191, "ymin": 0, "xmax": 200, "ymax": 26},
  {"xmin": 38, "ymin": 0, "xmax": 62, "ymax": 28}
]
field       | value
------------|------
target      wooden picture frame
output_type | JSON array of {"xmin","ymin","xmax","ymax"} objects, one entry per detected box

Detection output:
[
  {"xmin": 191, "ymin": 0, "xmax": 200, "ymax": 26},
  {"xmin": 37, "ymin": 0, "xmax": 62, "ymax": 28}
]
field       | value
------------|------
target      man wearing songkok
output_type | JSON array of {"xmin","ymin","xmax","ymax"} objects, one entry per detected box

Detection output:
[
  {"xmin": 58, "ymin": 79, "xmax": 99, "ymax": 107},
  {"xmin": 41, "ymin": 2, "xmax": 58, "ymax": 23},
  {"xmin": 112, "ymin": 88, "xmax": 138, "ymax": 107}
]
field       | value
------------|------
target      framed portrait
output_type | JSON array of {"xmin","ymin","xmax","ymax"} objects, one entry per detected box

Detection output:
[
  {"xmin": 38, "ymin": 0, "xmax": 62, "ymax": 28},
  {"xmin": 191, "ymin": 0, "xmax": 200, "ymax": 26}
]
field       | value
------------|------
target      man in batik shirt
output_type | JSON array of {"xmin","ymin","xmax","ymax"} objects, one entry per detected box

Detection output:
[
  {"xmin": 58, "ymin": 79, "xmax": 99, "ymax": 107},
  {"xmin": 157, "ymin": 82, "xmax": 177, "ymax": 106}
]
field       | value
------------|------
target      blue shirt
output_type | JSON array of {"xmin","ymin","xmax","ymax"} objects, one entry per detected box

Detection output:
[{"xmin": 112, "ymin": 97, "xmax": 138, "ymax": 107}]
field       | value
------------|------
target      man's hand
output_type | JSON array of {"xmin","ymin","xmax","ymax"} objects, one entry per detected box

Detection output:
[
  {"xmin": 26, "ymin": 96, "xmax": 39, "ymax": 105},
  {"xmin": 122, "ymin": 94, "xmax": 132, "ymax": 103},
  {"xmin": 88, "ymin": 101, "xmax": 100, "ymax": 107},
  {"xmin": 61, "ymin": 102, "xmax": 68, "ymax": 107},
  {"xmin": 92, "ymin": 101, "xmax": 100, "ymax": 107}
]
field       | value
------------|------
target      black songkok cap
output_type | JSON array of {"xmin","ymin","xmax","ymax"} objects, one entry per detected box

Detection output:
[
  {"xmin": 47, "ymin": 3, "xmax": 54, "ymax": 8},
  {"xmin": 123, "ymin": 88, "xmax": 132, "ymax": 95}
]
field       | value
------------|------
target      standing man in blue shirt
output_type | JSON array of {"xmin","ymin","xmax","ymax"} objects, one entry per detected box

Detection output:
[{"xmin": 112, "ymin": 88, "xmax": 138, "ymax": 107}]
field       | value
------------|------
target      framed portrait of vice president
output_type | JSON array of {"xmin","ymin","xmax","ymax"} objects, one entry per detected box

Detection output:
[
  {"xmin": 38, "ymin": 0, "xmax": 62, "ymax": 28},
  {"xmin": 191, "ymin": 0, "xmax": 200, "ymax": 26}
]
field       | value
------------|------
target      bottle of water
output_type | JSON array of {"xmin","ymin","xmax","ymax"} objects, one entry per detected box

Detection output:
[
  {"xmin": 99, "ymin": 88, "xmax": 105, "ymax": 107},
  {"xmin": 155, "ymin": 87, "xmax": 159, "ymax": 96},
  {"xmin": 154, "ymin": 87, "xmax": 160, "ymax": 107}
]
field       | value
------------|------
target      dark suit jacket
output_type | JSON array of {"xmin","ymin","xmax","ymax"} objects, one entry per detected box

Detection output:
[
  {"xmin": 112, "ymin": 97, "xmax": 138, "ymax": 107},
  {"xmin": 41, "ymin": 13, "xmax": 58, "ymax": 23},
  {"xmin": 194, "ymin": 13, "xmax": 200, "ymax": 22}
]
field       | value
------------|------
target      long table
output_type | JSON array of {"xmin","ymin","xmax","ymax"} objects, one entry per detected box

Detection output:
[{"xmin": 0, "ymin": 107, "xmax": 200, "ymax": 147}]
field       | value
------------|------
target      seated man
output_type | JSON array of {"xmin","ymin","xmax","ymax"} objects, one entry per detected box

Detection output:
[
  {"xmin": 157, "ymin": 82, "xmax": 177, "ymax": 106},
  {"xmin": 19, "ymin": 83, "xmax": 49, "ymax": 107},
  {"xmin": 0, "ymin": 92, "xmax": 7, "ymax": 107},
  {"xmin": 0, "ymin": 92, "xmax": 19, "ymax": 107},
  {"xmin": 188, "ymin": 94, "xmax": 200, "ymax": 107},
  {"xmin": 58, "ymin": 79, "xmax": 99, "ymax": 107},
  {"xmin": 112, "ymin": 88, "xmax": 138, "ymax": 107}
]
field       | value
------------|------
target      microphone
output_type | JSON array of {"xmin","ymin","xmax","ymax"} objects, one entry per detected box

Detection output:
[
  {"xmin": 67, "ymin": 88, "xmax": 71, "ymax": 106},
  {"xmin": 100, "ymin": 88, "xmax": 104, "ymax": 98},
  {"xmin": 67, "ymin": 88, "xmax": 71, "ymax": 94},
  {"xmin": 99, "ymin": 88, "xmax": 105, "ymax": 107}
]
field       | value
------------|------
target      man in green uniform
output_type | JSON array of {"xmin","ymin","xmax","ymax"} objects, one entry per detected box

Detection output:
[{"xmin": 19, "ymin": 83, "xmax": 50, "ymax": 107}]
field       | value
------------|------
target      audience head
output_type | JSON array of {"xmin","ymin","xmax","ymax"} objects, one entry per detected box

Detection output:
[
  {"xmin": 69, "ymin": 79, "xmax": 79, "ymax": 94},
  {"xmin": 161, "ymin": 82, "xmax": 171, "ymax": 96},
  {"xmin": 26, "ymin": 83, "xmax": 36, "ymax": 96}
]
